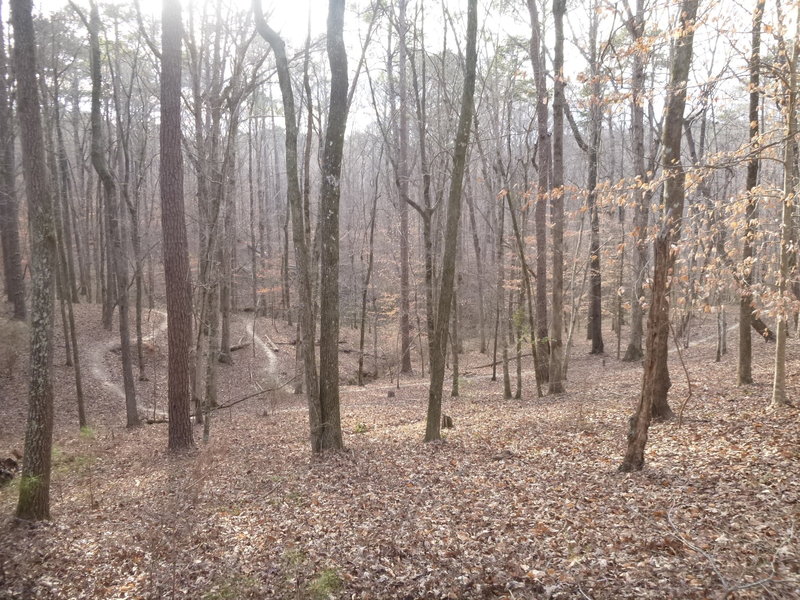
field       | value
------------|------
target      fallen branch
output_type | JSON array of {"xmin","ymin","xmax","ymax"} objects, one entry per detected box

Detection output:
[
  {"xmin": 667, "ymin": 504, "xmax": 729, "ymax": 590},
  {"xmin": 471, "ymin": 352, "xmax": 534, "ymax": 370},
  {"xmin": 212, "ymin": 374, "xmax": 300, "ymax": 411}
]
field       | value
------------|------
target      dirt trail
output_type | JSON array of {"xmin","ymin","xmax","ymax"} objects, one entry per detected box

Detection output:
[
  {"xmin": 244, "ymin": 317, "xmax": 279, "ymax": 377},
  {"xmin": 87, "ymin": 309, "xmax": 168, "ymax": 416}
]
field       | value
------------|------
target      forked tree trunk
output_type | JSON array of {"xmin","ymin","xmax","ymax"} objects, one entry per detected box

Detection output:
[
  {"xmin": 12, "ymin": 0, "xmax": 57, "ymax": 521},
  {"xmin": 78, "ymin": 0, "xmax": 139, "ymax": 428},
  {"xmin": 254, "ymin": 0, "xmax": 321, "ymax": 451},
  {"xmin": 620, "ymin": 0, "xmax": 698, "ymax": 473},
  {"xmin": 425, "ymin": 0, "xmax": 477, "ymax": 442}
]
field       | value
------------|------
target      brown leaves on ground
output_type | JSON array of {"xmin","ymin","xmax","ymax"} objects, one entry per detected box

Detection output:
[{"xmin": 0, "ymin": 307, "xmax": 799, "ymax": 599}]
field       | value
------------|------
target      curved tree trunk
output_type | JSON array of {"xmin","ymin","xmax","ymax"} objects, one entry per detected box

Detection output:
[
  {"xmin": 425, "ymin": 0, "xmax": 477, "ymax": 442},
  {"xmin": 620, "ymin": 0, "xmax": 698, "ymax": 472}
]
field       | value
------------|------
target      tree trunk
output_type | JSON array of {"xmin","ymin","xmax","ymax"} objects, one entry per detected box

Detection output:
[
  {"xmin": 79, "ymin": 0, "xmax": 139, "ymax": 427},
  {"xmin": 771, "ymin": 6, "xmax": 800, "ymax": 409},
  {"xmin": 0, "ymin": 0, "xmax": 25, "ymax": 321},
  {"xmin": 425, "ymin": 0, "xmax": 477, "ymax": 442},
  {"xmin": 316, "ymin": 0, "xmax": 348, "ymax": 451},
  {"xmin": 620, "ymin": 0, "xmax": 698, "ymax": 472},
  {"xmin": 739, "ymin": 0, "xmax": 764, "ymax": 385},
  {"xmin": 526, "ymin": 0, "xmax": 551, "ymax": 384},
  {"xmin": 623, "ymin": 0, "xmax": 648, "ymax": 362},
  {"xmin": 549, "ymin": 0, "xmax": 566, "ymax": 393},
  {"xmin": 12, "ymin": 0, "xmax": 56, "ymax": 521},
  {"xmin": 161, "ymin": 0, "xmax": 194, "ymax": 450},
  {"xmin": 358, "ymin": 149, "xmax": 381, "ymax": 386},
  {"xmin": 587, "ymin": 6, "xmax": 604, "ymax": 355},
  {"xmin": 397, "ymin": 0, "xmax": 413, "ymax": 375},
  {"xmin": 254, "ymin": 0, "xmax": 321, "ymax": 451},
  {"xmin": 465, "ymin": 173, "xmax": 486, "ymax": 353}
]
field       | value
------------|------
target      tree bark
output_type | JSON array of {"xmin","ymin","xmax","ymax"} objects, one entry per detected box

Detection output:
[
  {"xmin": 620, "ymin": 0, "xmax": 698, "ymax": 472},
  {"xmin": 161, "ymin": 0, "xmax": 194, "ymax": 450},
  {"xmin": 316, "ymin": 0, "xmax": 348, "ymax": 451},
  {"xmin": 425, "ymin": 0, "xmax": 477, "ymax": 442},
  {"xmin": 549, "ymin": 0, "xmax": 566, "ymax": 393},
  {"xmin": 12, "ymin": 0, "xmax": 56, "ymax": 521}
]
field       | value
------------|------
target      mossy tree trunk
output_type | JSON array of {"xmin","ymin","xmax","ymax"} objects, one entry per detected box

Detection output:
[{"xmin": 13, "ymin": 0, "xmax": 57, "ymax": 521}]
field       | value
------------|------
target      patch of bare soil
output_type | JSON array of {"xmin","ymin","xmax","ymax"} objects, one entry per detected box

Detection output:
[{"xmin": 0, "ymin": 306, "xmax": 798, "ymax": 599}]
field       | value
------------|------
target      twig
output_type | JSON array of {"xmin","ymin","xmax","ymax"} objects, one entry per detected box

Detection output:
[
  {"xmin": 670, "ymin": 321, "xmax": 693, "ymax": 428},
  {"xmin": 667, "ymin": 504, "xmax": 729, "ymax": 590}
]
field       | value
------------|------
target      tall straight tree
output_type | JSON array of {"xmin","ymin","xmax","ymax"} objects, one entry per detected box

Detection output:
[
  {"xmin": 738, "ymin": 0, "xmax": 765, "ymax": 385},
  {"xmin": 0, "ymin": 0, "xmax": 25, "ymax": 321},
  {"xmin": 425, "ymin": 0, "xmax": 478, "ymax": 442},
  {"xmin": 396, "ymin": 0, "xmax": 413, "ymax": 375},
  {"xmin": 13, "ymin": 0, "xmax": 57, "ymax": 521},
  {"xmin": 316, "ymin": 0, "xmax": 348, "ymax": 451},
  {"xmin": 549, "ymin": 0, "xmax": 566, "ymax": 393},
  {"xmin": 585, "ymin": 0, "xmax": 604, "ymax": 356},
  {"xmin": 161, "ymin": 0, "xmax": 194, "ymax": 450},
  {"xmin": 622, "ymin": 0, "xmax": 649, "ymax": 362},
  {"xmin": 620, "ymin": 0, "xmax": 699, "ymax": 472},
  {"xmin": 526, "ymin": 0, "xmax": 551, "ymax": 384}
]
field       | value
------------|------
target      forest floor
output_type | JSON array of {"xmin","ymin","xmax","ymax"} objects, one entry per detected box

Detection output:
[{"xmin": 1, "ymin": 305, "xmax": 799, "ymax": 599}]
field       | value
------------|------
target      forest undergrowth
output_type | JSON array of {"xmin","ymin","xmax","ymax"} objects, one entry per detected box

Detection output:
[{"xmin": 0, "ymin": 305, "xmax": 798, "ymax": 599}]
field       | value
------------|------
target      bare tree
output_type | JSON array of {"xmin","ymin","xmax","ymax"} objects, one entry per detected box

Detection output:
[
  {"xmin": 620, "ymin": 0, "xmax": 699, "ymax": 472},
  {"xmin": 425, "ymin": 0, "xmax": 477, "ymax": 442},
  {"xmin": 73, "ymin": 0, "xmax": 139, "ymax": 427}
]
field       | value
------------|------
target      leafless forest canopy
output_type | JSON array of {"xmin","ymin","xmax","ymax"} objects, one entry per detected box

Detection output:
[{"xmin": 0, "ymin": 0, "xmax": 799, "ymax": 598}]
